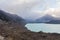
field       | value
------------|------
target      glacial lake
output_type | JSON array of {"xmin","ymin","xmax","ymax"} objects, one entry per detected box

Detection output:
[{"xmin": 25, "ymin": 23, "xmax": 60, "ymax": 33}]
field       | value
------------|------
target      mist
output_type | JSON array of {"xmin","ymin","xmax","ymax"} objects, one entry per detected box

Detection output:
[{"xmin": 0, "ymin": 0, "xmax": 60, "ymax": 20}]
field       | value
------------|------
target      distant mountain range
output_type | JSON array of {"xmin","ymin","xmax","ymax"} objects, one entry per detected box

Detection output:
[
  {"xmin": 26, "ymin": 14, "xmax": 60, "ymax": 24},
  {"xmin": 36, "ymin": 14, "xmax": 60, "ymax": 24},
  {"xmin": 36, "ymin": 14, "xmax": 54, "ymax": 23},
  {"xmin": 0, "ymin": 10, "xmax": 26, "ymax": 25},
  {"xmin": 2, "ymin": 9, "xmax": 60, "ymax": 24}
]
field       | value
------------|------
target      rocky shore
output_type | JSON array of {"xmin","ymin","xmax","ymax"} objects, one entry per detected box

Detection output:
[{"xmin": 0, "ymin": 20, "xmax": 60, "ymax": 40}]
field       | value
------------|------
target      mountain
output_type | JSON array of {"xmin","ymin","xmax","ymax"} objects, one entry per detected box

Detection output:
[
  {"xmin": 36, "ymin": 14, "xmax": 54, "ymax": 22},
  {"xmin": 0, "ymin": 10, "xmax": 26, "ymax": 25},
  {"xmin": 25, "ymin": 14, "xmax": 55, "ymax": 23},
  {"xmin": 36, "ymin": 14, "xmax": 60, "ymax": 24}
]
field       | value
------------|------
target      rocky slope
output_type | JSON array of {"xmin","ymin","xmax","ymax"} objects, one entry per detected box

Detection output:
[{"xmin": 0, "ymin": 20, "xmax": 29, "ymax": 40}]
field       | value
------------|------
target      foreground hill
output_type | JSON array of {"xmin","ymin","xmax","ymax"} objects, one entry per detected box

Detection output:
[
  {"xmin": 0, "ymin": 20, "xmax": 60, "ymax": 40},
  {"xmin": 0, "ymin": 20, "xmax": 29, "ymax": 40},
  {"xmin": 0, "ymin": 17, "xmax": 60, "ymax": 40}
]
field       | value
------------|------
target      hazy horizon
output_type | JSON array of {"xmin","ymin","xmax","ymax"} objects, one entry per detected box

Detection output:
[{"xmin": 0, "ymin": 0, "xmax": 60, "ymax": 20}]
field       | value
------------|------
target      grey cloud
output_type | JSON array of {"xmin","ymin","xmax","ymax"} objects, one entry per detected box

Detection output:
[{"xmin": 0, "ymin": 0, "xmax": 58, "ymax": 19}]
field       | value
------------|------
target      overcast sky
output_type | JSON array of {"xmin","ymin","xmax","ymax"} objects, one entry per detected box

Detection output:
[{"xmin": 0, "ymin": 0, "xmax": 60, "ymax": 20}]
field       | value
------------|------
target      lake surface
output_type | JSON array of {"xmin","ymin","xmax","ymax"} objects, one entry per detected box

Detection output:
[{"xmin": 25, "ymin": 23, "xmax": 60, "ymax": 33}]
